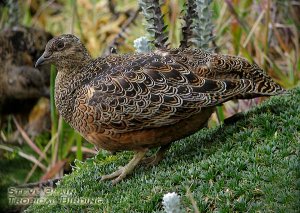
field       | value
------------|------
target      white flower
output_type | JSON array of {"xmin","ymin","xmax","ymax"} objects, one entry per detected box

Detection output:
[
  {"xmin": 133, "ymin": 36, "xmax": 151, "ymax": 53},
  {"xmin": 162, "ymin": 192, "xmax": 182, "ymax": 213}
]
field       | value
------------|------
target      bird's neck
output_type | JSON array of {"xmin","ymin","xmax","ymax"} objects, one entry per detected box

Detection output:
[{"xmin": 55, "ymin": 55, "xmax": 92, "ymax": 72}]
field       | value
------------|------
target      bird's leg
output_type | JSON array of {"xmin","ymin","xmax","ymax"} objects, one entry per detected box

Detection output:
[
  {"xmin": 140, "ymin": 144, "xmax": 171, "ymax": 167},
  {"xmin": 101, "ymin": 149, "xmax": 148, "ymax": 184}
]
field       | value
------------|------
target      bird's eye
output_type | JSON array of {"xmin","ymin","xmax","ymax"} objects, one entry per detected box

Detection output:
[{"xmin": 56, "ymin": 40, "xmax": 65, "ymax": 50}]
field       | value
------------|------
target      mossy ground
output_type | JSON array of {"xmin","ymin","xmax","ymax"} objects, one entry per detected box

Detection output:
[{"xmin": 26, "ymin": 87, "xmax": 300, "ymax": 212}]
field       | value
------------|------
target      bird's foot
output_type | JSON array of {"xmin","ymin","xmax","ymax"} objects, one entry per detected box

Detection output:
[
  {"xmin": 100, "ymin": 149, "xmax": 147, "ymax": 185},
  {"xmin": 140, "ymin": 154, "xmax": 163, "ymax": 167},
  {"xmin": 140, "ymin": 144, "xmax": 171, "ymax": 167},
  {"xmin": 101, "ymin": 166, "xmax": 128, "ymax": 185}
]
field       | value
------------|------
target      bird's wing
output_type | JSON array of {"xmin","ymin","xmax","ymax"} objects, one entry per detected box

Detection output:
[
  {"xmin": 84, "ymin": 53, "xmax": 251, "ymax": 132},
  {"xmin": 167, "ymin": 48, "xmax": 286, "ymax": 95}
]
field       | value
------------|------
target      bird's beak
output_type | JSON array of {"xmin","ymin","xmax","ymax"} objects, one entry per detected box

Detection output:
[{"xmin": 35, "ymin": 52, "xmax": 51, "ymax": 67}]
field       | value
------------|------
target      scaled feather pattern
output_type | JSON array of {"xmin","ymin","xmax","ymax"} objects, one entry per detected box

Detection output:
[{"xmin": 36, "ymin": 34, "xmax": 286, "ymax": 184}]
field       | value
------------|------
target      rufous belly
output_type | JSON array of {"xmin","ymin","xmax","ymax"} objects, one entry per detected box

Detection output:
[{"xmin": 85, "ymin": 107, "xmax": 215, "ymax": 152}]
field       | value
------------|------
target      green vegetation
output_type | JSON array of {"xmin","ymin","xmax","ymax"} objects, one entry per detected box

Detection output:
[{"xmin": 26, "ymin": 87, "xmax": 299, "ymax": 212}]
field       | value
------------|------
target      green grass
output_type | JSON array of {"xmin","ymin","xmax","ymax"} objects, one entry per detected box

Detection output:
[{"xmin": 25, "ymin": 87, "xmax": 300, "ymax": 212}]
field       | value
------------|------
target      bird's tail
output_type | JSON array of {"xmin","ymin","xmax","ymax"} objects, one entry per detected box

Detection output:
[{"xmin": 209, "ymin": 54, "xmax": 288, "ymax": 98}]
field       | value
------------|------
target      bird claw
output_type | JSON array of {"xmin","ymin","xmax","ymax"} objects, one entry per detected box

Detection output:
[
  {"xmin": 101, "ymin": 166, "xmax": 127, "ymax": 185},
  {"xmin": 100, "ymin": 150, "xmax": 148, "ymax": 184},
  {"xmin": 140, "ymin": 144, "xmax": 170, "ymax": 167},
  {"xmin": 140, "ymin": 155, "xmax": 162, "ymax": 167}
]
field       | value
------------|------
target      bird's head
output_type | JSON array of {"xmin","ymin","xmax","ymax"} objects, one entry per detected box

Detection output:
[{"xmin": 35, "ymin": 34, "xmax": 91, "ymax": 71}]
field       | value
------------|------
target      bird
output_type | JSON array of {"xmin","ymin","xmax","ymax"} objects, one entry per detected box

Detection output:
[
  {"xmin": 0, "ymin": 26, "xmax": 51, "ymax": 117},
  {"xmin": 35, "ymin": 34, "xmax": 286, "ymax": 184}
]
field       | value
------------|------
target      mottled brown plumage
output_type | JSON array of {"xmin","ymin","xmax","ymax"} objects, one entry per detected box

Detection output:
[{"xmin": 36, "ymin": 34, "xmax": 286, "ymax": 184}]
